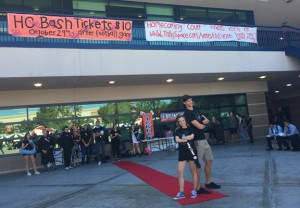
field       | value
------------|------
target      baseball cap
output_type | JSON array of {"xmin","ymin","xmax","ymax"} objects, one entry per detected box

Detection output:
[{"xmin": 182, "ymin": 94, "xmax": 192, "ymax": 102}]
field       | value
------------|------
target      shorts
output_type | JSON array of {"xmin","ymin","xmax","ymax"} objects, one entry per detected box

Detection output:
[
  {"xmin": 230, "ymin": 128, "xmax": 237, "ymax": 134},
  {"xmin": 194, "ymin": 139, "xmax": 213, "ymax": 162},
  {"xmin": 178, "ymin": 144, "xmax": 195, "ymax": 161}
]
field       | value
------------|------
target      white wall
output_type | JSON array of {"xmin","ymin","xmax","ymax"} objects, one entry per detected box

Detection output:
[
  {"xmin": 0, "ymin": 48, "xmax": 299, "ymax": 78},
  {"xmin": 0, "ymin": 81, "xmax": 267, "ymax": 107}
]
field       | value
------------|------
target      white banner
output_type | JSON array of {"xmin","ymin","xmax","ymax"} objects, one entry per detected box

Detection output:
[{"xmin": 145, "ymin": 21, "xmax": 257, "ymax": 43}]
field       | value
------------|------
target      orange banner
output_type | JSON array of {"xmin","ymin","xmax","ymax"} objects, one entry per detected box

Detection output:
[
  {"xmin": 7, "ymin": 13, "xmax": 132, "ymax": 41},
  {"xmin": 141, "ymin": 112, "xmax": 154, "ymax": 140}
]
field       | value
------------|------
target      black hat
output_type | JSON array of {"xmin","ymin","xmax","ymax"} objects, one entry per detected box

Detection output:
[{"xmin": 182, "ymin": 94, "xmax": 192, "ymax": 102}]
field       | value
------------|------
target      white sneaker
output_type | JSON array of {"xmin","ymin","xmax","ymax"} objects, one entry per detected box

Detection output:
[
  {"xmin": 64, "ymin": 167, "xmax": 69, "ymax": 170},
  {"xmin": 27, "ymin": 172, "xmax": 32, "ymax": 176},
  {"xmin": 98, "ymin": 162, "xmax": 102, "ymax": 166},
  {"xmin": 34, "ymin": 171, "xmax": 40, "ymax": 175},
  {"xmin": 68, "ymin": 166, "xmax": 73, "ymax": 169}
]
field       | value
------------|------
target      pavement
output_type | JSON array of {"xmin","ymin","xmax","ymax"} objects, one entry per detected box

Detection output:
[{"xmin": 0, "ymin": 139, "xmax": 300, "ymax": 208}]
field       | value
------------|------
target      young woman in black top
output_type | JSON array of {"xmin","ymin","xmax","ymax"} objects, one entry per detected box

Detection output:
[
  {"xmin": 21, "ymin": 133, "xmax": 40, "ymax": 176},
  {"xmin": 173, "ymin": 115, "xmax": 198, "ymax": 200},
  {"xmin": 110, "ymin": 124, "xmax": 122, "ymax": 162}
]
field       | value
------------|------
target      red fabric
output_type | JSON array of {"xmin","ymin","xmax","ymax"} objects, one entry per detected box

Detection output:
[{"xmin": 114, "ymin": 161, "xmax": 229, "ymax": 206}]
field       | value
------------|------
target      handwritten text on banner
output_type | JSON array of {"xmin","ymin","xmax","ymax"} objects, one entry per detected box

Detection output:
[
  {"xmin": 7, "ymin": 13, "xmax": 132, "ymax": 41},
  {"xmin": 145, "ymin": 21, "xmax": 257, "ymax": 43}
]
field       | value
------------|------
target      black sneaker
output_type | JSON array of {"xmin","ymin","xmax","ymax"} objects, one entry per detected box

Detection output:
[
  {"xmin": 197, "ymin": 187, "xmax": 211, "ymax": 194},
  {"xmin": 205, "ymin": 182, "xmax": 221, "ymax": 189}
]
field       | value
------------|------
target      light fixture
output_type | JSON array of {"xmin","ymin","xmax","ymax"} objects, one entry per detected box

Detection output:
[
  {"xmin": 138, "ymin": 15, "xmax": 142, "ymax": 18},
  {"xmin": 166, "ymin": 78, "xmax": 173, "ymax": 83},
  {"xmin": 34, "ymin": 83, "xmax": 42, "ymax": 87},
  {"xmin": 34, "ymin": 7, "xmax": 39, "ymax": 11},
  {"xmin": 275, "ymin": 91, "xmax": 280, "ymax": 93},
  {"xmin": 259, "ymin": 75, "xmax": 267, "ymax": 79},
  {"xmin": 108, "ymin": 81, "xmax": 115, "ymax": 84},
  {"xmin": 279, "ymin": 37, "xmax": 284, "ymax": 40},
  {"xmin": 90, "ymin": 12, "xmax": 95, "ymax": 15},
  {"xmin": 298, "ymin": 74, "xmax": 300, "ymax": 78},
  {"xmin": 180, "ymin": 17, "xmax": 184, "ymax": 20},
  {"xmin": 286, "ymin": 83, "xmax": 292, "ymax": 87},
  {"xmin": 218, "ymin": 77, "xmax": 224, "ymax": 81},
  {"xmin": 217, "ymin": 19, "xmax": 222, "ymax": 23}
]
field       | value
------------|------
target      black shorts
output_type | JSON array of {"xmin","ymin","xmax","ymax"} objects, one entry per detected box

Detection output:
[
  {"xmin": 178, "ymin": 145, "xmax": 195, "ymax": 161},
  {"xmin": 230, "ymin": 128, "xmax": 237, "ymax": 134}
]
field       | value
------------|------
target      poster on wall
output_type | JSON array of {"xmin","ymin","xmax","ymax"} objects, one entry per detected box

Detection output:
[
  {"xmin": 145, "ymin": 21, "xmax": 257, "ymax": 43},
  {"xmin": 160, "ymin": 110, "xmax": 184, "ymax": 122},
  {"xmin": 7, "ymin": 13, "xmax": 132, "ymax": 41},
  {"xmin": 141, "ymin": 111, "xmax": 154, "ymax": 140}
]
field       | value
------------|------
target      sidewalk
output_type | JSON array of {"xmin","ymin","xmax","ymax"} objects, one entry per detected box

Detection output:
[{"xmin": 0, "ymin": 140, "xmax": 300, "ymax": 208}]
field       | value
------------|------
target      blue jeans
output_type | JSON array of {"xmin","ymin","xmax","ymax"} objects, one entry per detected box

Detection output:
[{"xmin": 81, "ymin": 145, "xmax": 91, "ymax": 165}]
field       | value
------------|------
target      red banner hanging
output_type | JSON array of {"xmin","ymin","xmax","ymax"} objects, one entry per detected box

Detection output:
[
  {"xmin": 7, "ymin": 13, "xmax": 132, "ymax": 41},
  {"xmin": 141, "ymin": 111, "xmax": 154, "ymax": 140}
]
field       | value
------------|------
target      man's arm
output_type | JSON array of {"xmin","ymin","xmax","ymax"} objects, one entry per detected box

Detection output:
[{"xmin": 191, "ymin": 119, "xmax": 207, "ymax": 130}]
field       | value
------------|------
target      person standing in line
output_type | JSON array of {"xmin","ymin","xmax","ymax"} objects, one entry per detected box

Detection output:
[
  {"xmin": 110, "ymin": 124, "xmax": 122, "ymax": 162},
  {"xmin": 60, "ymin": 126, "xmax": 74, "ymax": 170},
  {"xmin": 93, "ymin": 120, "xmax": 106, "ymax": 165},
  {"xmin": 173, "ymin": 115, "xmax": 205, "ymax": 200},
  {"xmin": 245, "ymin": 113, "xmax": 254, "ymax": 143},
  {"xmin": 283, "ymin": 121, "xmax": 300, "ymax": 151},
  {"xmin": 0, "ymin": 140, "xmax": 4, "ymax": 155},
  {"xmin": 182, "ymin": 95, "xmax": 221, "ymax": 193},
  {"xmin": 39, "ymin": 129, "xmax": 57, "ymax": 172},
  {"xmin": 228, "ymin": 111, "xmax": 238, "ymax": 143},
  {"xmin": 72, "ymin": 127, "xmax": 81, "ymax": 168},
  {"xmin": 129, "ymin": 124, "xmax": 141, "ymax": 157},
  {"xmin": 236, "ymin": 114, "xmax": 246, "ymax": 143},
  {"xmin": 208, "ymin": 117, "xmax": 217, "ymax": 144},
  {"xmin": 21, "ymin": 133, "xmax": 40, "ymax": 176},
  {"xmin": 80, "ymin": 124, "xmax": 92, "ymax": 165}
]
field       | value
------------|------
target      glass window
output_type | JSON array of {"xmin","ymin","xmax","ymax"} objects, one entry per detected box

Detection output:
[
  {"xmin": 0, "ymin": 123, "xmax": 27, "ymax": 155},
  {"xmin": 108, "ymin": 1, "xmax": 145, "ymax": 19},
  {"xmin": 0, "ymin": 108, "xmax": 27, "ymax": 123},
  {"xmin": 208, "ymin": 10, "xmax": 236, "ymax": 23},
  {"xmin": 135, "ymin": 100, "xmax": 155, "ymax": 113},
  {"xmin": 234, "ymin": 95, "xmax": 247, "ymax": 105},
  {"xmin": 146, "ymin": 5, "xmax": 173, "ymax": 16},
  {"xmin": 219, "ymin": 95, "xmax": 235, "ymax": 107},
  {"xmin": 179, "ymin": 7, "xmax": 207, "ymax": 22},
  {"xmin": 0, "ymin": 0, "xmax": 22, "ymax": 5},
  {"xmin": 28, "ymin": 105, "xmax": 75, "ymax": 121},
  {"xmin": 73, "ymin": 0, "xmax": 107, "ymax": 11},
  {"xmin": 194, "ymin": 96, "xmax": 218, "ymax": 108}
]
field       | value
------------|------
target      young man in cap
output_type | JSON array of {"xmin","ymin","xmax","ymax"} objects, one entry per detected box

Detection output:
[{"xmin": 182, "ymin": 94, "xmax": 221, "ymax": 194}]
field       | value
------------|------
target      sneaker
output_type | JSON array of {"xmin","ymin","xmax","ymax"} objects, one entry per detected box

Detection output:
[
  {"xmin": 34, "ymin": 171, "xmax": 40, "ymax": 175},
  {"xmin": 191, "ymin": 190, "xmax": 197, "ymax": 199},
  {"xmin": 27, "ymin": 172, "xmax": 32, "ymax": 176},
  {"xmin": 284, "ymin": 147, "xmax": 291, "ymax": 151},
  {"xmin": 173, "ymin": 192, "xmax": 185, "ymax": 200},
  {"xmin": 197, "ymin": 187, "xmax": 211, "ymax": 194},
  {"xmin": 98, "ymin": 162, "xmax": 102, "ymax": 166},
  {"xmin": 205, "ymin": 182, "xmax": 221, "ymax": 189},
  {"xmin": 64, "ymin": 167, "xmax": 69, "ymax": 170}
]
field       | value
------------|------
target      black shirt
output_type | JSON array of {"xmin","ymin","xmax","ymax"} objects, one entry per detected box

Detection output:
[
  {"xmin": 93, "ymin": 126, "xmax": 105, "ymax": 143},
  {"xmin": 174, "ymin": 127, "xmax": 194, "ymax": 146},
  {"xmin": 184, "ymin": 107, "xmax": 206, "ymax": 140},
  {"xmin": 22, "ymin": 140, "xmax": 34, "ymax": 150},
  {"xmin": 80, "ymin": 130, "xmax": 92, "ymax": 144}
]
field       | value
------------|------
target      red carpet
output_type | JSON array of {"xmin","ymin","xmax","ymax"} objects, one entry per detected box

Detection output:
[{"xmin": 114, "ymin": 161, "xmax": 229, "ymax": 206}]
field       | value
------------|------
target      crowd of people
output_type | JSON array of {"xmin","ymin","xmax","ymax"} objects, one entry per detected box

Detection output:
[{"xmin": 19, "ymin": 121, "xmax": 144, "ymax": 176}]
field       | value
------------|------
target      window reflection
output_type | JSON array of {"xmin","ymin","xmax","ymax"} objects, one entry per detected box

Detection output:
[{"xmin": 0, "ymin": 93, "xmax": 248, "ymax": 155}]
